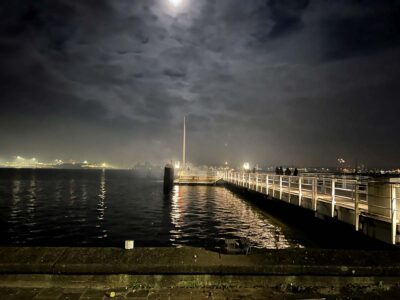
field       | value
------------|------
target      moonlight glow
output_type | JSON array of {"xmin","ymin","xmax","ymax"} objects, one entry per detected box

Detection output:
[{"xmin": 169, "ymin": 0, "xmax": 182, "ymax": 7}]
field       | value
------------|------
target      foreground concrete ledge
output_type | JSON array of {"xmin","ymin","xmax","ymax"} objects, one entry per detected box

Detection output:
[{"xmin": 1, "ymin": 247, "xmax": 400, "ymax": 276}]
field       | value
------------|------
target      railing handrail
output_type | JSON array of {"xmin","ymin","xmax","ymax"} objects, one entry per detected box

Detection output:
[{"xmin": 223, "ymin": 170, "xmax": 397, "ymax": 219}]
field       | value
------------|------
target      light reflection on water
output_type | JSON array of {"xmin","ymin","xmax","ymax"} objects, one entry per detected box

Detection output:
[
  {"xmin": 0, "ymin": 169, "xmax": 305, "ymax": 248},
  {"xmin": 96, "ymin": 170, "xmax": 107, "ymax": 239},
  {"xmin": 170, "ymin": 185, "xmax": 302, "ymax": 249}
]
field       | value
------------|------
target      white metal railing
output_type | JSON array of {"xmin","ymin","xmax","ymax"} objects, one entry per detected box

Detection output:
[{"xmin": 223, "ymin": 171, "xmax": 399, "ymax": 244}]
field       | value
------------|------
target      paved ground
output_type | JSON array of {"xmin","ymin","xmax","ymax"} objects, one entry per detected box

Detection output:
[
  {"xmin": 2, "ymin": 247, "xmax": 400, "ymax": 299},
  {"xmin": 2, "ymin": 286, "xmax": 400, "ymax": 300},
  {"xmin": 0, "ymin": 287, "xmax": 313, "ymax": 300}
]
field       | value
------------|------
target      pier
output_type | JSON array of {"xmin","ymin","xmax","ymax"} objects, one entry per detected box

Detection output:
[
  {"xmin": 174, "ymin": 169, "xmax": 223, "ymax": 185},
  {"xmin": 223, "ymin": 171, "xmax": 400, "ymax": 245}
]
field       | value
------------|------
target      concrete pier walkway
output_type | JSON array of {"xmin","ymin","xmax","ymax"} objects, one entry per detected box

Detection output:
[{"xmin": 1, "ymin": 247, "xmax": 400, "ymax": 299}]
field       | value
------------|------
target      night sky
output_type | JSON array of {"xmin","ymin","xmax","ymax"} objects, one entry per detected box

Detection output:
[{"xmin": 1, "ymin": 0, "xmax": 399, "ymax": 168}]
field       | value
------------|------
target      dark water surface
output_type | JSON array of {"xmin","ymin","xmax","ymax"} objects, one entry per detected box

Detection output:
[{"xmin": 0, "ymin": 168, "xmax": 307, "ymax": 249}]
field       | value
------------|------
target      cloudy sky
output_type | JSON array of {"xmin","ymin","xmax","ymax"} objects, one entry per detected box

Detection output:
[{"xmin": 0, "ymin": 0, "xmax": 399, "ymax": 168}]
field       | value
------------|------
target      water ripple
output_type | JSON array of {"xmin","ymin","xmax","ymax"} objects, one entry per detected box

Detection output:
[{"xmin": 0, "ymin": 169, "xmax": 306, "ymax": 248}]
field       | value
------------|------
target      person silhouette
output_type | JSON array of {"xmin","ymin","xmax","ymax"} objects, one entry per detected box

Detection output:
[
  {"xmin": 284, "ymin": 168, "xmax": 291, "ymax": 176},
  {"xmin": 293, "ymin": 168, "xmax": 299, "ymax": 176}
]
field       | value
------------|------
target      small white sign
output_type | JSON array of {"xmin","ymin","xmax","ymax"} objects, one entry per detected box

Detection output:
[{"xmin": 125, "ymin": 240, "xmax": 134, "ymax": 250}]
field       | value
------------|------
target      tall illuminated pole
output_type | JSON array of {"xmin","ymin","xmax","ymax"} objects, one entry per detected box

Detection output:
[{"xmin": 182, "ymin": 116, "xmax": 186, "ymax": 169}]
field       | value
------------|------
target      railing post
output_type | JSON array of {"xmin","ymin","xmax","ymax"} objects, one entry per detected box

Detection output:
[
  {"xmin": 256, "ymin": 174, "xmax": 259, "ymax": 192},
  {"xmin": 299, "ymin": 177, "xmax": 302, "ymax": 207},
  {"xmin": 279, "ymin": 176, "xmax": 283, "ymax": 200},
  {"xmin": 288, "ymin": 176, "xmax": 291, "ymax": 203},
  {"xmin": 392, "ymin": 186, "xmax": 397, "ymax": 245},
  {"xmin": 266, "ymin": 175, "xmax": 269, "ymax": 195},
  {"xmin": 331, "ymin": 179, "xmax": 336, "ymax": 218},
  {"xmin": 248, "ymin": 173, "xmax": 251, "ymax": 189},
  {"xmin": 354, "ymin": 183, "xmax": 360, "ymax": 231},
  {"xmin": 272, "ymin": 176, "xmax": 275, "ymax": 198},
  {"xmin": 312, "ymin": 178, "xmax": 317, "ymax": 211},
  {"xmin": 241, "ymin": 173, "xmax": 244, "ymax": 187}
]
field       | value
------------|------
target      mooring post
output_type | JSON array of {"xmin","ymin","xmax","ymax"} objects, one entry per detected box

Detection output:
[
  {"xmin": 331, "ymin": 179, "xmax": 336, "ymax": 218},
  {"xmin": 354, "ymin": 183, "xmax": 360, "ymax": 231},
  {"xmin": 279, "ymin": 176, "xmax": 283, "ymax": 200},
  {"xmin": 163, "ymin": 163, "xmax": 174, "ymax": 193},
  {"xmin": 391, "ymin": 185, "xmax": 397, "ymax": 245}
]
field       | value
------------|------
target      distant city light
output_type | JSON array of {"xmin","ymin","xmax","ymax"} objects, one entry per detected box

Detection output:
[
  {"xmin": 337, "ymin": 158, "xmax": 346, "ymax": 164},
  {"xmin": 243, "ymin": 162, "xmax": 250, "ymax": 170},
  {"xmin": 0, "ymin": 156, "xmax": 116, "ymax": 169}
]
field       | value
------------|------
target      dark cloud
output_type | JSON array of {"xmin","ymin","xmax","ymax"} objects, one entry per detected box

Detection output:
[
  {"xmin": 317, "ymin": 0, "xmax": 400, "ymax": 61},
  {"xmin": 0, "ymin": 0, "xmax": 399, "ymax": 168}
]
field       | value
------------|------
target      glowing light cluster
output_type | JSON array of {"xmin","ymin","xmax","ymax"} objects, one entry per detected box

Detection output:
[{"xmin": 0, "ymin": 156, "xmax": 115, "ymax": 169}]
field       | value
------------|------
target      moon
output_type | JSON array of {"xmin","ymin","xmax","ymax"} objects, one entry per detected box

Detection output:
[{"xmin": 169, "ymin": 0, "xmax": 182, "ymax": 7}]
